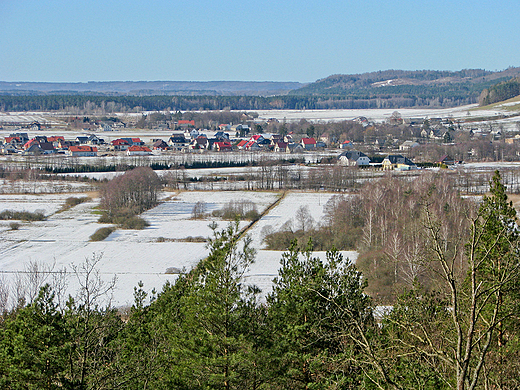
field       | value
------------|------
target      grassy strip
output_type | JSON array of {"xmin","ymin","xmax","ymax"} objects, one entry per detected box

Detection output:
[
  {"xmin": 90, "ymin": 226, "xmax": 116, "ymax": 241},
  {"xmin": 59, "ymin": 196, "xmax": 90, "ymax": 212}
]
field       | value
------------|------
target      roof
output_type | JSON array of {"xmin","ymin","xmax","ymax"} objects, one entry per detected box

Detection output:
[
  {"xmin": 128, "ymin": 145, "xmax": 151, "ymax": 152},
  {"xmin": 301, "ymin": 137, "xmax": 316, "ymax": 145},
  {"xmin": 47, "ymin": 136, "xmax": 65, "ymax": 142},
  {"xmin": 111, "ymin": 139, "xmax": 129, "ymax": 145},
  {"xmin": 215, "ymin": 141, "xmax": 232, "ymax": 149},
  {"xmin": 237, "ymin": 140, "xmax": 248, "ymax": 147},
  {"xmin": 69, "ymin": 145, "xmax": 97, "ymax": 152},
  {"xmin": 384, "ymin": 155, "xmax": 415, "ymax": 165},
  {"xmin": 340, "ymin": 151, "xmax": 368, "ymax": 160}
]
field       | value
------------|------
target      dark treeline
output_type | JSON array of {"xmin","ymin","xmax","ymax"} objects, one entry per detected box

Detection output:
[
  {"xmin": 479, "ymin": 77, "xmax": 520, "ymax": 106},
  {"xmin": 0, "ymin": 90, "xmax": 489, "ymax": 112},
  {"xmin": 2, "ymin": 172, "xmax": 520, "ymax": 389}
]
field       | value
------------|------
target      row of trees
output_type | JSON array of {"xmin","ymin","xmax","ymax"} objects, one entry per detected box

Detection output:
[{"xmin": 1, "ymin": 172, "xmax": 519, "ymax": 388}]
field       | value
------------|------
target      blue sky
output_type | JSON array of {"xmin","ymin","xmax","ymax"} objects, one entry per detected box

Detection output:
[{"xmin": 1, "ymin": 0, "xmax": 519, "ymax": 82}]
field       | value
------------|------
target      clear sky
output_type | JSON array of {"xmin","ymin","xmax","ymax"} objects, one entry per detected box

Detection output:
[{"xmin": 1, "ymin": 0, "xmax": 519, "ymax": 83}]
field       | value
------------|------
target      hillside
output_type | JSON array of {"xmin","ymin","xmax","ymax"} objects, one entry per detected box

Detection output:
[
  {"xmin": 479, "ymin": 77, "xmax": 520, "ymax": 106},
  {"xmin": 289, "ymin": 68, "xmax": 520, "ymax": 108}
]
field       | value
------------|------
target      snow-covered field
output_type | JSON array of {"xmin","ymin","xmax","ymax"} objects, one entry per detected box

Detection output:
[
  {"xmin": 0, "ymin": 188, "xmax": 359, "ymax": 306},
  {"xmin": 254, "ymin": 105, "xmax": 507, "ymax": 123},
  {"xmin": 0, "ymin": 190, "xmax": 289, "ymax": 305}
]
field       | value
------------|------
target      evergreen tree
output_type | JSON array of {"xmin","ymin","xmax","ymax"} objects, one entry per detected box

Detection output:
[
  {"xmin": 267, "ymin": 240, "xmax": 373, "ymax": 389},
  {"xmin": 0, "ymin": 285, "xmax": 70, "ymax": 389}
]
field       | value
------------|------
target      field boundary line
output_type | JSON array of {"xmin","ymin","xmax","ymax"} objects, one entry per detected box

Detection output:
[{"xmin": 237, "ymin": 190, "xmax": 287, "ymax": 240}]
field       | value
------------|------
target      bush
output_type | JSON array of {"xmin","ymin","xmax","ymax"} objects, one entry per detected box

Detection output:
[
  {"xmin": 0, "ymin": 210, "xmax": 45, "ymax": 221},
  {"xmin": 9, "ymin": 222, "xmax": 20, "ymax": 230},
  {"xmin": 90, "ymin": 227, "xmax": 115, "ymax": 241},
  {"xmin": 61, "ymin": 196, "xmax": 90, "ymax": 211},
  {"xmin": 115, "ymin": 215, "xmax": 149, "ymax": 230}
]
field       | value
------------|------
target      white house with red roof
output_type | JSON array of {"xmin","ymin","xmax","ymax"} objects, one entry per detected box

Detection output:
[
  {"xmin": 236, "ymin": 140, "xmax": 248, "ymax": 150},
  {"xmin": 68, "ymin": 145, "xmax": 98, "ymax": 157},
  {"xmin": 127, "ymin": 145, "xmax": 152, "ymax": 156},
  {"xmin": 110, "ymin": 139, "xmax": 130, "ymax": 151}
]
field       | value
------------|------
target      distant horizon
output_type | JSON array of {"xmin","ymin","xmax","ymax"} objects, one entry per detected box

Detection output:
[{"xmin": 1, "ymin": 65, "xmax": 518, "ymax": 85}]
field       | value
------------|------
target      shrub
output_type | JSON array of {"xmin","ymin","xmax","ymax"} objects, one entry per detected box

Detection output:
[
  {"xmin": 90, "ymin": 227, "xmax": 115, "ymax": 241},
  {"xmin": 115, "ymin": 215, "xmax": 150, "ymax": 230},
  {"xmin": 9, "ymin": 222, "xmax": 20, "ymax": 230},
  {"xmin": 61, "ymin": 196, "xmax": 90, "ymax": 211},
  {"xmin": 0, "ymin": 210, "xmax": 45, "ymax": 221}
]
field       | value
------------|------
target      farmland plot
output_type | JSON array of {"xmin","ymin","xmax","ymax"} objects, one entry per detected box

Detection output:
[{"xmin": 0, "ymin": 190, "xmax": 281, "ymax": 307}]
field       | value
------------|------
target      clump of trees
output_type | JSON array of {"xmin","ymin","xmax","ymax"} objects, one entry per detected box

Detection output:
[
  {"xmin": 212, "ymin": 199, "xmax": 260, "ymax": 221},
  {"xmin": 99, "ymin": 167, "xmax": 161, "ymax": 229}
]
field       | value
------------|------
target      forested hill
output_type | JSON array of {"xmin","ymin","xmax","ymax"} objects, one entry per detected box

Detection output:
[
  {"xmin": 479, "ymin": 77, "xmax": 520, "ymax": 106},
  {"xmin": 288, "ymin": 67, "xmax": 520, "ymax": 108}
]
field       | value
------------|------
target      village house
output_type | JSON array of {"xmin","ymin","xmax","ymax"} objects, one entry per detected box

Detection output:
[
  {"xmin": 273, "ymin": 141, "xmax": 290, "ymax": 153},
  {"xmin": 121, "ymin": 137, "xmax": 144, "ymax": 146},
  {"xmin": 300, "ymin": 137, "xmax": 317, "ymax": 150},
  {"xmin": 23, "ymin": 144, "xmax": 44, "ymax": 155},
  {"xmin": 47, "ymin": 136, "xmax": 65, "ymax": 147},
  {"xmin": 1, "ymin": 144, "xmax": 18, "ymax": 154},
  {"xmin": 110, "ymin": 139, "xmax": 130, "ymax": 151},
  {"xmin": 214, "ymin": 141, "xmax": 232, "ymax": 152},
  {"xmin": 168, "ymin": 134, "xmax": 189, "ymax": 151},
  {"xmin": 57, "ymin": 139, "xmax": 76, "ymax": 150},
  {"xmin": 382, "ymin": 154, "xmax": 417, "ymax": 170},
  {"xmin": 127, "ymin": 145, "xmax": 152, "ymax": 156},
  {"xmin": 177, "ymin": 120, "xmax": 195, "ymax": 129},
  {"xmin": 338, "ymin": 151, "xmax": 371, "ymax": 166},
  {"xmin": 231, "ymin": 124, "xmax": 250, "ymax": 137},
  {"xmin": 152, "ymin": 139, "xmax": 169, "ymax": 151},
  {"xmin": 436, "ymin": 155, "xmax": 456, "ymax": 165},
  {"xmin": 4, "ymin": 136, "xmax": 24, "ymax": 148},
  {"xmin": 75, "ymin": 136, "xmax": 89, "ymax": 145},
  {"xmin": 218, "ymin": 124, "xmax": 232, "ymax": 131},
  {"xmin": 340, "ymin": 140, "xmax": 354, "ymax": 149},
  {"xmin": 68, "ymin": 145, "xmax": 98, "ymax": 157},
  {"xmin": 86, "ymin": 135, "xmax": 104, "ymax": 145},
  {"xmin": 399, "ymin": 140, "xmax": 420, "ymax": 151},
  {"xmin": 288, "ymin": 143, "xmax": 304, "ymax": 153},
  {"xmin": 236, "ymin": 140, "xmax": 248, "ymax": 150},
  {"xmin": 214, "ymin": 131, "xmax": 230, "ymax": 141},
  {"xmin": 189, "ymin": 136, "xmax": 209, "ymax": 150}
]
